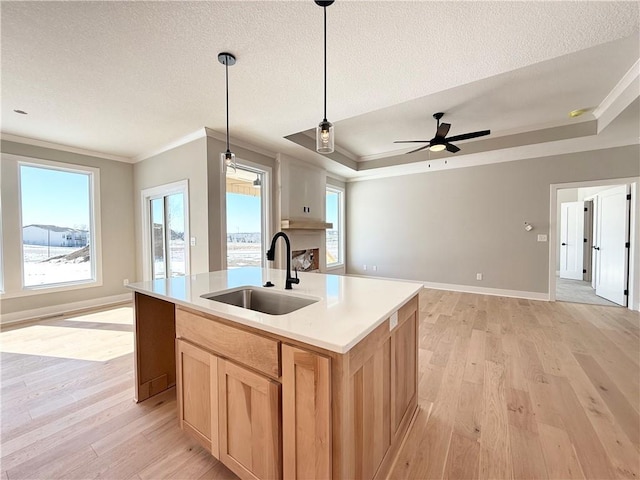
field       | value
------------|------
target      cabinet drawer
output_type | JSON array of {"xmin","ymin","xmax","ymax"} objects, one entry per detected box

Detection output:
[{"xmin": 176, "ymin": 308, "xmax": 280, "ymax": 379}]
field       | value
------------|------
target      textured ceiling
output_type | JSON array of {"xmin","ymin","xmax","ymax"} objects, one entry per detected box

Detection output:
[{"xmin": 1, "ymin": 1, "xmax": 639, "ymax": 178}]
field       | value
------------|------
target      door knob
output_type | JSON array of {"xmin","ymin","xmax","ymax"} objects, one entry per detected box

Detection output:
[{"xmin": 561, "ymin": 243, "xmax": 567, "ymax": 246}]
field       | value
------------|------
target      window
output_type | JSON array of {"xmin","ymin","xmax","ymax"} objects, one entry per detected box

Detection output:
[
  {"xmin": 326, "ymin": 186, "xmax": 344, "ymax": 267},
  {"xmin": 19, "ymin": 161, "xmax": 100, "ymax": 289},
  {"xmin": 0, "ymin": 177, "xmax": 3, "ymax": 294},
  {"xmin": 141, "ymin": 180, "xmax": 190, "ymax": 281},
  {"xmin": 225, "ymin": 164, "xmax": 270, "ymax": 268}
]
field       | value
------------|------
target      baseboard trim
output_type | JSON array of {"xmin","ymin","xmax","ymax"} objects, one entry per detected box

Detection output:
[
  {"xmin": 0, "ymin": 293, "xmax": 132, "ymax": 325},
  {"xmin": 347, "ymin": 273, "xmax": 549, "ymax": 301},
  {"xmin": 422, "ymin": 281, "xmax": 549, "ymax": 301}
]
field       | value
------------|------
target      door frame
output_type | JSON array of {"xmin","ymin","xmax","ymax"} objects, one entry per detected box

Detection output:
[
  {"xmin": 549, "ymin": 177, "xmax": 639, "ymax": 311},
  {"xmin": 141, "ymin": 179, "xmax": 190, "ymax": 281}
]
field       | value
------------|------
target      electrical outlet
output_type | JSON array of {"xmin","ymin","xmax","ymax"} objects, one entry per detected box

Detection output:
[
  {"xmin": 190, "ymin": 237, "xmax": 196, "ymax": 246},
  {"xmin": 363, "ymin": 265, "xmax": 367, "ymax": 271},
  {"xmin": 389, "ymin": 311, "xmax": 399, "ymax": 331},
  {"xmin": 537, "ymin": 234, "xmax": 548, "ymax": 242},
  {"xmin": 373, "ymin": 265, "xmax": 377, "ymax": 272},
  {"xmin": 123, "ymin": 279, "xmax": 129, "ymax": 286},
  {"xmin": 476, "ymin": 273, "xmax": 483, "ymax": 281}
]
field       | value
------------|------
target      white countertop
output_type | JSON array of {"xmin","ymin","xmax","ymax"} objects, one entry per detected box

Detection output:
[{"xmin": 127, "ymin": 268, "xmax": 422, "ymax": 353}]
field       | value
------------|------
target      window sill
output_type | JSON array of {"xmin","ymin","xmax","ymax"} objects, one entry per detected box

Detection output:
[
  {"xmin": 0, "ymin": 279, "xmax": 103, "ymax": 299},
  {"xmin": 326, "ymin": 263, "xmax": 345, "ymax": 272}
]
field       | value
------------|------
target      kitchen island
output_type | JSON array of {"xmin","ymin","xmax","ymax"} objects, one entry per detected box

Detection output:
[{"xmin": 128, "ymin": 268, "xmax": 422, "ymax": 480}]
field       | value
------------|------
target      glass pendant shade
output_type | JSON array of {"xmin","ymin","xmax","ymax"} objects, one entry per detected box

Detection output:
[
  {"xmin": 221, "ymin": 150, "xmax": 236, "ymax": 170},
  {"xmin": 316, "ymin": 120, "xmax": 334, "ymax": 154}
]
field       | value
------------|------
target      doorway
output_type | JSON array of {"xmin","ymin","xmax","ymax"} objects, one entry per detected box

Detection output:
[
  {"xmin": 550, "ymin": 178, "xmax": 637, "ymax": 309},
  {"xmin": 141, "ymin": 180, "xmax": 190, "ymax": 281}
]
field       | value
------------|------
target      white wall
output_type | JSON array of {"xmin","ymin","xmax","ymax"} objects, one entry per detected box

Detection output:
[
  {"xmin": 0, "ymin": 140, "xmax": 136, "ymax": 319},
  {"xmin": 346, "ymin": 145, "xmax": 640, "ymax": 296},
  {"xmin": 133, "ymin": 137, "xmax": 209, "ymax": 280}
]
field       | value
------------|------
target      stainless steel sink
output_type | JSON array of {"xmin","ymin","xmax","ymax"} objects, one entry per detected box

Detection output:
[{"xmin": 202, "ymin": 287, "xmax": 318, "ymax": 315}]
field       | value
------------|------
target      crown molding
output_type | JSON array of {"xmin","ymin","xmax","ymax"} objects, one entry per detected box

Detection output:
[
  {"xmin": 356, "ymin": 116, "xmax": 596, "ymax": 163},
  {"xmin": 594, "ymin": 58, "xmax": 639, "ymax": 133},
  {"xmin": 0, "ymin": 133, "xmax": 132, "ymax": 163},
  {"xmin": 346, "ymin": 135, "xmax": 638, "ymax": 183},
  {"xmin": 134, "ymin": 128, "xmax": 207, "ymax": 162},
  {"xmin": 204, "ymin": 127, "xmax": 277, "ymax": 158}
]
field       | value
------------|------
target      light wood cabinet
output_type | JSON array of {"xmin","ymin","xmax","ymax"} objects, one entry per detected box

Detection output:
[
  {"xmin": 351, "ymin": 338, "xmax": 392, "ymax": 479},
  {"xmin": 391, "ymin": 299, "xmax": 418, "ymax": 435},
  {"xmin": 176, "ymin": 339, "xmax": 219, "ymax": 456},
  {"xmin": 282, "ymin": 345, "xmax": 331, "ymax": 480},
  {"xmin": 169, "ymin": 294, "xmax": 419, "ymax": 480},
  {"xmin": 135, "ymin": 292, "xmax": 176, "ymax": 402},
  {"xmin": 176, "ymin": 307, "xmax": 280, "ymax": 379},
  {"xmin": 219, "ymin": 359, "xmax": 282, "ymax": 480}
]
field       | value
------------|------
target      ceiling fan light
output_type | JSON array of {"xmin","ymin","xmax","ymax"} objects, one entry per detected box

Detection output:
[
  {"xmin": 429, "ymin": 143, "xmax": 446, "ymax": 152},
  {"xmin": 316, "ymin": 119, "xmax": 334, "ymax": 154}
]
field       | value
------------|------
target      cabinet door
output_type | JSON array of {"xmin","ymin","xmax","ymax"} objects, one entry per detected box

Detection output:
[
  {"xmin": 390, "ymin": 311, "xmax": 418, "ymax": 434},
  {"xmin": 286, "ymin": 162, "xmax": 325, "ymax": 221},
  {"xmin": 351, "ymin": 338, "xmax": 392, "ymax": 480},
  {"xmin": 218, "ymin": 359, "xmax": 282, "ymax": 480},
  {"xmin": 282, "ymin": 345, "xmax": 331, "ymax": 479},
  {"xmin": 176, "ymin": 339, "xmax": 219, "ymax": 457}
]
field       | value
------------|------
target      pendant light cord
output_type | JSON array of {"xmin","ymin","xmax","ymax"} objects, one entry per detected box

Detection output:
[
  {"xmin": 225, "ymin": 60, "xmax": 230, "ymax": 152},
  {"xmin": 323, "ymin": 5, "xmax": 327, "ymax": 122}
]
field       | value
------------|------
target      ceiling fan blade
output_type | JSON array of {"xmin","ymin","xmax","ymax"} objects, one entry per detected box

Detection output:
[
  {"xmin": 393, "ymin": 140, "xmax": 430, "ymax": 143},
  {"xmin": 445, "ymin": 143, "xmax": 460, "ymax": 153},
  {"xmin": 445, "ymin": 130, "xmax": 490, "ymax": 143},
  {"xmin": 436, "ymin": 122, "xmax": 451, "ymax": 138},
  {"xmin": 406, "ymin": 144, "xmax": 431, "ymax": 154}
]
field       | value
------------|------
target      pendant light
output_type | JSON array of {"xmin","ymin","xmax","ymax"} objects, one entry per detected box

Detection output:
[
  {"xmin": 315, "ymin": 0, "xmax": 335, "ymax": 154},
  {"xmin": 218, "ymin": 52, "xmax": 237, "ymax": 171}
]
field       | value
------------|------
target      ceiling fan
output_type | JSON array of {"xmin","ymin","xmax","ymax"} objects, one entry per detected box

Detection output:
[{"xmin": 394, "ymin": 112, "xmax": 490, "ymax": 154}]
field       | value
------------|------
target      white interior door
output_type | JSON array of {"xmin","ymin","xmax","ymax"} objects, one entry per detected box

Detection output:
[
  {"xmin": 595, "ymin": 185, "xmax": 629, "ymax": 306},
  {"xmin": 582, "ymin": 200, "xmax": 593, "ymax": 282},
  {"xmin": 560, "ymin": 201, "xmax": 585, "ymax": 280}
]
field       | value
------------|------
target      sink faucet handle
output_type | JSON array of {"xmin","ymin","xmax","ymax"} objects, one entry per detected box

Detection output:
[{"xmin": 291, "ymin": 268, "xmax": 300, "ymax": 284}]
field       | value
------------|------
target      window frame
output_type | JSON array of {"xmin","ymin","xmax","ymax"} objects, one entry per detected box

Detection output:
[
  {"xmin": 1, "ymin": 157, "xmax": 103, "ymax": 298},
  {"xmin": 326, "ymin": 185, "xmax": 345, "ymax": 269},
  {"xmin": 0, "ymin": 164, "xmax": 4, "ymax": 294},
  {"xmin": 141, "ymin": 179, "xmax": 191, "ymax": 282},
  {"xmin": 223, "ymin": 160, "xmax": 272, "ymax": 270}
]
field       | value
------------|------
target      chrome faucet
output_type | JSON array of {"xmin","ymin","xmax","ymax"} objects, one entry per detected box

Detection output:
[{"xmin": 265, "ymin": 232, "xmax": 299, "ymax": 290}]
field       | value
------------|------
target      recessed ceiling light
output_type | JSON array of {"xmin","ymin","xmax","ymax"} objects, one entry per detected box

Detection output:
[
  {"xmin": 569, "ymin": 108, "xmax": 588, "ymax": 118},
  {"xmin": 13, "ymin": 109, "xmax": 28, "ymax": 115}
]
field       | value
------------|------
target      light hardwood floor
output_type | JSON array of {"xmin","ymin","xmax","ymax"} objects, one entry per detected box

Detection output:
[{"xmin": 1, "ymin": 291, "xmax": 639, "ymax": 479}]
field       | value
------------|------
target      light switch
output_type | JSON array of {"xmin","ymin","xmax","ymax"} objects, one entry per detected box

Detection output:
[
  {"xmin": 537, "ymin": 234, "xmax": 547, "ymax": 242},
  {"xmin": 190, "ymin": 237, "xmax": 196, "ymax": 246}
]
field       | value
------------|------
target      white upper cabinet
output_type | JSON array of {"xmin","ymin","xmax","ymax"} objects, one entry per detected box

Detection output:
[{"xmin": 278, "ymin": 154, "xmax": 326, "ymax": 223}]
